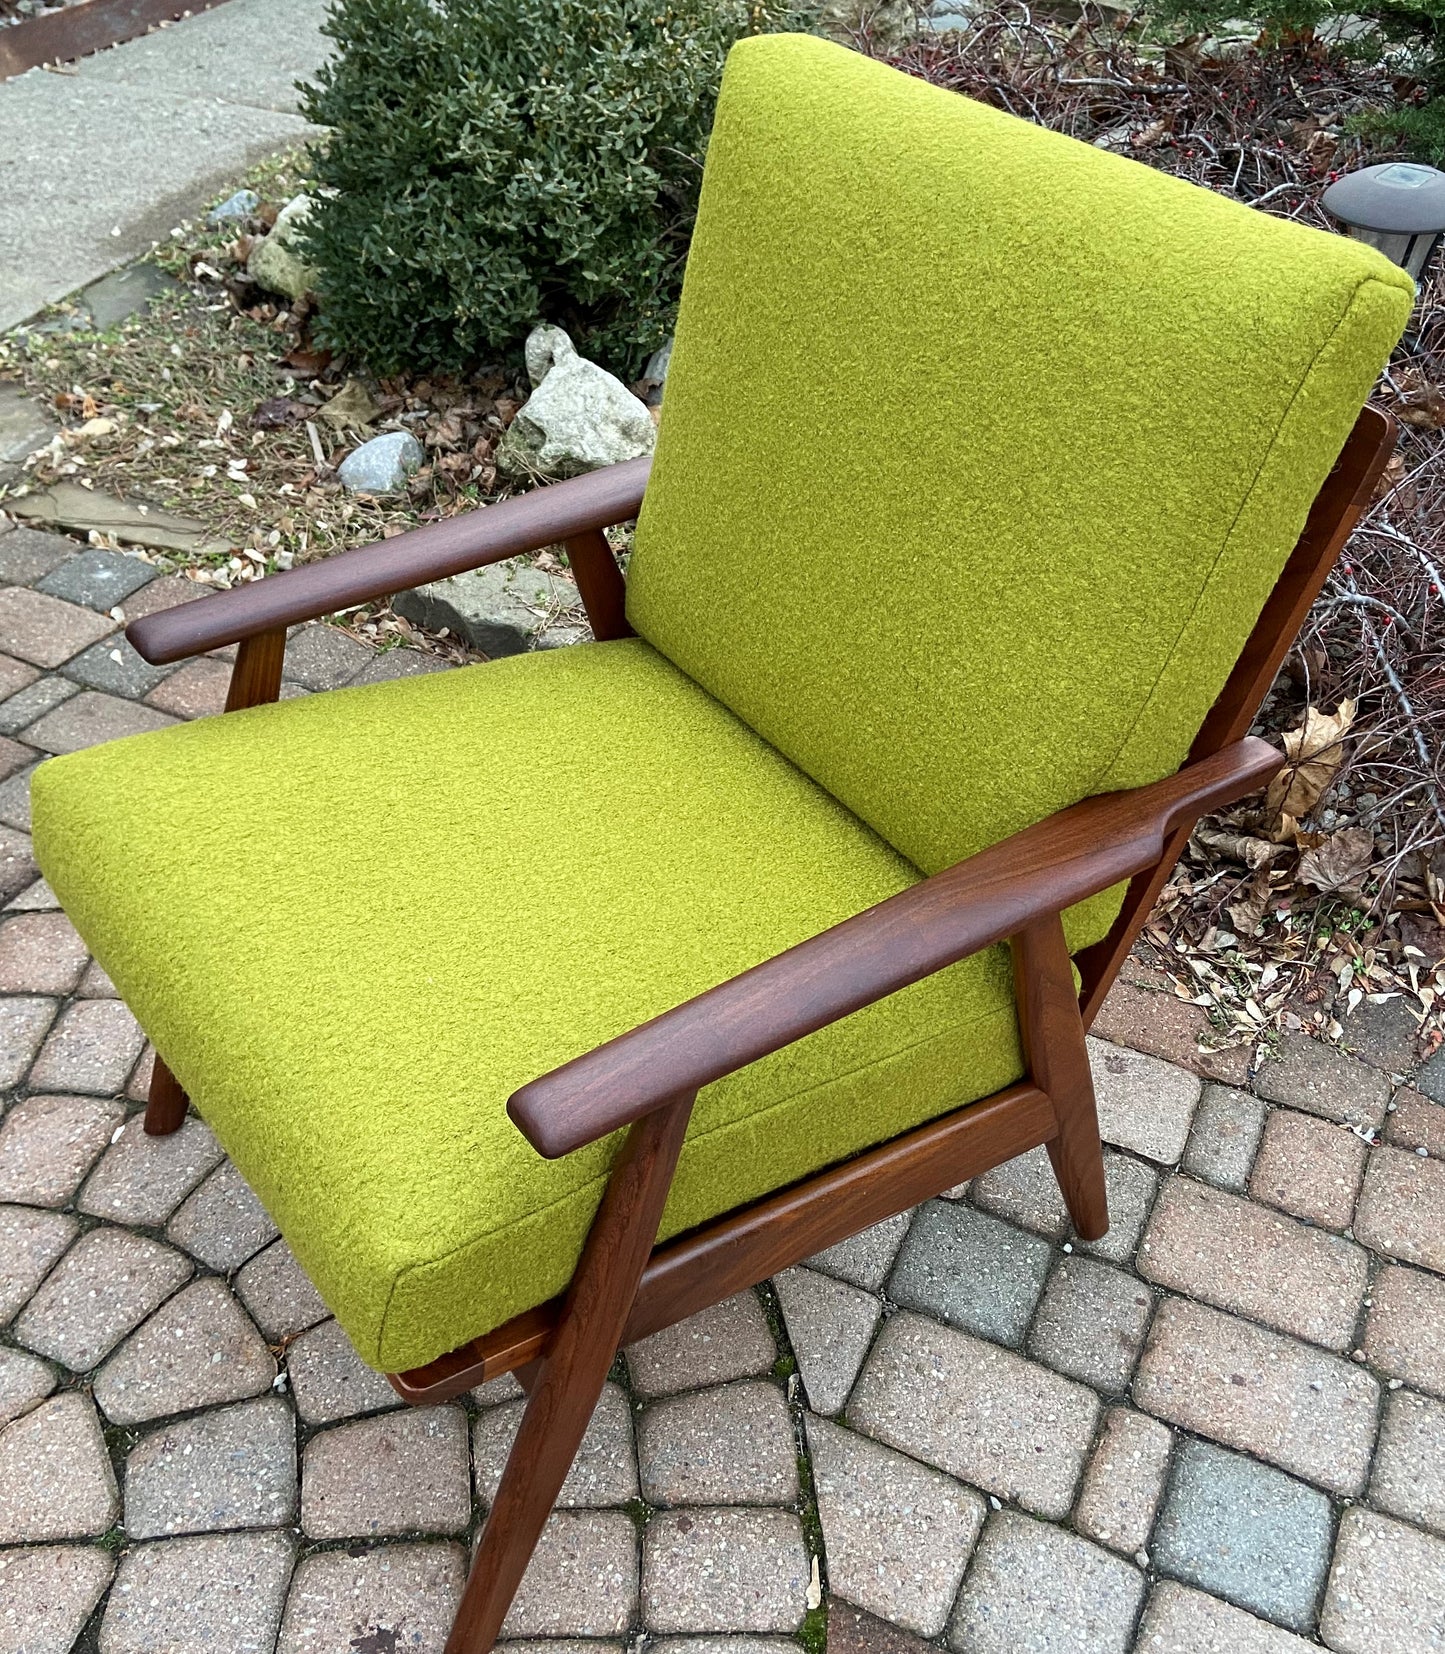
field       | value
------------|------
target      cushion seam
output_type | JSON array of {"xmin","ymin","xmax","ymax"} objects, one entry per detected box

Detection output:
[
  {"xmin": 1090, "ymin": 273, "xmax": 1398, "ymax": 797},
  {"xmin": 374, "ymin": 993, "xmax": 1019, "ymax": 1364}
]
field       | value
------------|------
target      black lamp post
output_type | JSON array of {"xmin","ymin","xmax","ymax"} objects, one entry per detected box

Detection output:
[{"xmin": 1321, "ymin": 162, "xmax": 1445, "ymax": 282}]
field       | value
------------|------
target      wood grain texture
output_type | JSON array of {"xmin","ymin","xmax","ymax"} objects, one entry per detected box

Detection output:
[
  {"xmin": 391, "ymin": 1081, "xmax": 1055, "ymax": 1405},
  {"xmin": 1076, "ymin": 406, "xmax": 1397, "ymax": 1024},
  {"xmin": 446, "ymin": 1091, "xmax": 695, "ymax": 1653},
  {"xmin": 223, "ymin": 627, "xmax": 286, "ymax": 711},
  {"xmin": 1013, "ymin": 915, "xmax": 1107, "ymax": 1239},
  {"xmin": 143, "ymin": 1056, "xmax": 188, "ymax": 1137},
  {"xmin": 564, "ymin": 528, "xmax": 634, "ymax": 642},
  {"xmin": 508, "ymin": 737, "xmax": 1281, "ymax": 1159},
  {"xmin": 128, "ymin": 459, "xmax": 651, "ymax": 664}
]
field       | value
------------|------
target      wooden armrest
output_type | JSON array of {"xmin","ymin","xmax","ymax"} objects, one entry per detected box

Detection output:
[
  {"xmin": 509, "ymin": 737, "xmax": 1281, "ymax": 1157},
  {"xmin": 127, "ymin": 458, "xmax": 652, "ymax": 665}
]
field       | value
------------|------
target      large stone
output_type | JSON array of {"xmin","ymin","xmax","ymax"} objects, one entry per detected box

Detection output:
[
  {"xmin": 1322, "ymin": 1509, "xmax": 1445, "ymax": 1654},
  {"xmin": 278, "ymin": 1542, "xmax": 467, "ymax": 1654},
  {"xmin": 638, "ymin": 1379, "xmax": 795, "ymax": 1507},
  {"xmin": 99, "ymin": 1531, "xmax": 296, "ymax": 1654},
  {"xmin": 946, "ymin": 1511, "xmax": 1145, "ymax": 1654},
  {"xmin": 807, "ymin": 1413, "xmax": 985, "ymax": 1637},
  {"xmin": 15, "ymin": 1224, "xmax": 192, "ymax": 1371},
  {"xmin": 1134, "ymin": 1297, "xmax": 1379, "ymax": 1495},
  {"xmin": 498, "ymin": 325, "xmax": 656, "ymax": 479},
  {"xmin": 247, "ymin": 193, "xmax": 319, "ymax": 301},
  {"xmin": 9, "ymin": 484, "xmax": 234, "ymax": 559},
  {"xmin": 93, "ymin": 1278, "xmax": 276, "ymax": 1425},
  {"xmin": 1137, "ymin": 1175, "xmax": 1368, "ymax": 1350},
  {"xmin": 337, "ymin": 430, "xmax": 425, "ymax": 495},
  {"xmin": 641, "ymin": 1507, "xmax": 810, "ymax": 1634},
  {"xmin": 300, "ymin": 1406, "xmax": 471, "ymax": 1538},
  {"xmin": 888, "ymin": 1198, "xmax": 1051, "ymax": 1345},
  {"xmin": 478, "ymin": 1381, "xmax": 637, "ymax": 1507},
  {"xmin": 0, "ymin": 1545, "xmax": 115, "ymax": 1654},
  {"xmin": 0, "ymin": 1202, "xmax": 77, "ymax": 1323},
  {"xmin": 0, "ymin": 1091, "xmax": 124, "ymax": 1206},
  {"xmin": 625, "ymin": 1291, "xmax": 776, "ymax": 1398},
  {"xmin": 393, "ymin": 557, "xmax": 581, "ymax": 658},
  {"xmin": 124, "ymin": 1395, "xmax": 298, "ymax": 1539},
  {"xmin": 1151, "ymin": 1439, "xmax": 1332, "ymax": 1632},
  {"xmin": 1088, "ymin": 1037, "xmax": 1202, "ymax": 1164},
  {"xmin": 772, "ymin": 1264, "xmax": 880, "ymax": 1416},
  {"xmin": 0, "ymin": 1391, "xmax": 119, "ymax": 1543},
  {"xmin": 847, "ymin": 1311, "xmax": 1098, "ymax": 1519}
]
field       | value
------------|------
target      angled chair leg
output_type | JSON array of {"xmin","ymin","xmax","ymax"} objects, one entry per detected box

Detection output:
[
  {"xmin": 1011, "ymin": 914, "xmax": 1108, "ymax": 1241},
  {"xmin": 446, "ymin": 1090, "xmax": 696, "ymax": 1654},
  {"xmin": 144, "ymin": 1055, "xmax": 189, "ymax": 1136}
]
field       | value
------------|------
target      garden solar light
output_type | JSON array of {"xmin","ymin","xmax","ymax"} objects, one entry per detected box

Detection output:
[{"xmin": 1322, "ymin": 162, "xmax": 1445, "ymax": 282}]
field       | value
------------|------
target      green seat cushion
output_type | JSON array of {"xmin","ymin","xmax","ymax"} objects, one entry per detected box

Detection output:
[
  {"xmin": 33, "ymin": 638, "xmax": 1039, "ymax": 1372},
  {"xmin": 628, "ymin": 34, "xmax": 1412, "ymax": 881}
]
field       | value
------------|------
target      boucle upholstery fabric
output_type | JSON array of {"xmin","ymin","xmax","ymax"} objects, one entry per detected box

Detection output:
[
  {"xmin": 627, "ymin": 34, "xmax": 1413, "ymax": 885},
  {"xmin": 33, "ymin": 641, "xmax": 1027, "ymax": 1370},
  {"xmin": 30, "ymin": 37, "xmax": 1409, "ymax": 1375}
]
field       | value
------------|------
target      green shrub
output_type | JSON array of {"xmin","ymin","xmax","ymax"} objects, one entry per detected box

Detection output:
[
  {"xmin": 300, "ymin": 0, "xmax": 798, "ymax": 376},
  {"xmin": 1148, "ymin": 0, "xmax": 1445, "ymax": 163}
]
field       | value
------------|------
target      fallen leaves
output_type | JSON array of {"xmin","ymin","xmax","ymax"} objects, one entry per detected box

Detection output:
[
  {"xmin": 1298, "ymin": 826, "xmax": 1375, "ymax": 896},
  {"xmin": 1265, "ymin": 698, "xmax": 1357, "ymax": 827}
]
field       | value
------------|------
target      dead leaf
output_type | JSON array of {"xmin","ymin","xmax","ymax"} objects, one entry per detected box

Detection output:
[
  {"xmin": 1297, "ymin": 826, "xmax": 1375, "ymax": 894},
  {"xmin": 1193, "ymin": 825, "xmax": 1290, "ymax": 869},
  {"xmin": 1227, "ymin": 867, "xmax": 1274, "ymax": 936},
  {"xmin": 319, "ymin": 378, "xmax": 381, "ymax": 433},
  {"xmin": 1265, "ymin": 699, "xmax": 1356, "ymax": 825}
]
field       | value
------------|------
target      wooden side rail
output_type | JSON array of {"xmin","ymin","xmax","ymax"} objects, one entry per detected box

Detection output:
[
  {"xmin": 126, "ymin": 458, "xmax": 651, "ymax": 664},
  {"xmin": 508, "ymin": 736, "xmax": 1283, "ymax": 1158}
]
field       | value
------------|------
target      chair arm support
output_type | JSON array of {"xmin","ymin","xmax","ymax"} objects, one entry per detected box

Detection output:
[
  {"xmin": 126, "ymin": 458, "xmax": 652, "ymax": 665},
  {"xmin": 509, "ymin": 737, "xmax": 1281, "ymax": 1158}
]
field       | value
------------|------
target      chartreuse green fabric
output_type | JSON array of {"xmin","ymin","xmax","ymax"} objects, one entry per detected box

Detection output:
[
  {"xmin": 30, "ymin": 39, "xmax": 1411, "ymax": 1377},
  {"xmin": 33, "ymin": 642, "xmax": 1027, "ymax": 1371},
  {"xmin": 628, "ymin": 34, "xmax": 1414, "ymax": 914}
]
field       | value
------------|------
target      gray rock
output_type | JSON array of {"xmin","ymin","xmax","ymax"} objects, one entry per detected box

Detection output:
[
  {"xmin": 644, "ymin": 337, "xmax": 673, "ymax": 385},
  {"xmin": 246, "ymin": 192, "xmax": 318, "ymax": 302},
  {"xmin": 393, "ymin": 557, "xmax": 581, "ymax": 658},
  {"xmin": 165, "ymin": 1158, "xmax": 280, "ymax": 1272},
  {"xmin": 78, "ymin": 261, "xmax": 179, "ymax": 329},
  {"xmin": 337, "ymin": 430, "xmax": 425, "ymax": 495},
  {"xmin": 1152, "ymin": 1440, "xmax": 1332, "ymax": 1632},
  {"xmin": 625, "ymin": 1292, "xmax": 777, "ymax": 1399},
  {"xmin": 208, "ymin": 188, "xmax": 260, "ymax": 225},
  {"xmin": 498, "ymin": 324, "xmax": 656, "ymax": 479},
  {"xmin": 0, "ymin": 382, "xmax": 57, "ymax": 470}
]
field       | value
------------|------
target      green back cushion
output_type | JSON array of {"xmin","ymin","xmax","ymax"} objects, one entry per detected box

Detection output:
[{"xmin": 627, "ymin": 35, "xmax": 1411, "ymax": 878}]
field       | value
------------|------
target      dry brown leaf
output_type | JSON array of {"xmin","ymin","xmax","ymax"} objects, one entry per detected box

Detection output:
[
  {"xmin": 1264, "ymin": 699, "xmax": 1356, "ymax": 826},
  {"xmin": 1227, "ymin": 867, "xmax": 1274, "ymax": 937},
  {"xmin": 318, "ymin": 378, "xmax": 381, "ymax": 433},
  {"xmin": 1194, "ymin": 825, "xmax": 1290, "ymax": 869},
  {"xmin": 1297, "ymin": 826, "xmax": 1375, "ymax": 895}
]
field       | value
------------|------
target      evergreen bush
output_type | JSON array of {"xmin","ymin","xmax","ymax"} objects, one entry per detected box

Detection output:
[{"xmin": 300, "ymin": 0, "xmax": 796, "ymax": 376}]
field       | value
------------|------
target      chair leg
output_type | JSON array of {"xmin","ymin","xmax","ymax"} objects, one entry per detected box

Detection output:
[
  {"xmin": 144, "ymin": 1055, "xmax": 189, "ymax": 1137},
  {"xmin": 446, "ymin": 1091, "xmax": 696, "ymax": 1654},
  {"xmin": 1011, "ymin": 914, "xmax": 1108, "ymax": 1241}
]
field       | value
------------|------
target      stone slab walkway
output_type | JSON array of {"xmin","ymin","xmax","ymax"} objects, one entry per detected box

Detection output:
[
  {"xmin": 0, "ymin": 0, "xmax": 328, "ymax": 332},
  {"xmin": 0, "ymin": 509, "xmax": 1443, "ymax": 1651}
]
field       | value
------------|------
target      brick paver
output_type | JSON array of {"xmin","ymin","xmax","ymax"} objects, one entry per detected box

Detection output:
[
  {"xmin": 0, "ymin": 519, "xmax": 1441, "ymax": 1649},
  {"xmin": 849, "ymin": 1311, "xmax": 1098, "ymax": 1519},
  {"xmin": 1138, "ymin": 1175, "xmax": 1368, "ymax": 1350},
  {"xmin": 1134, "ymin": 1297, "xmax": 1379, "ymax": 1495}
]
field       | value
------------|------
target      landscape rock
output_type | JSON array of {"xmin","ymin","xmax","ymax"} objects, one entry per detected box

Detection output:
[
  {"xmin": 498, "ymin": 324, "xmax": 656, "ymax": 479},
  {"xmin": 337, "ymin": 430, "xmax": 424, "ymax": 495},
  {"xmin": 393, "ymin": 556, "xmax": 581, "ymax": 657},
  {"xmin": 208, "ymin": 188, "xmax": 260, "ymax": 225},
  {"xmin": 246, "ymin": 192, "xmax": 318, "ymax": 302}
]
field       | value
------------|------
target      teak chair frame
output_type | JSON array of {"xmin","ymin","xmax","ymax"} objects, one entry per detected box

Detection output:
[{"xmin": 125, "ymin": 404, "xmax": 1395, "ymax": 1651}]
